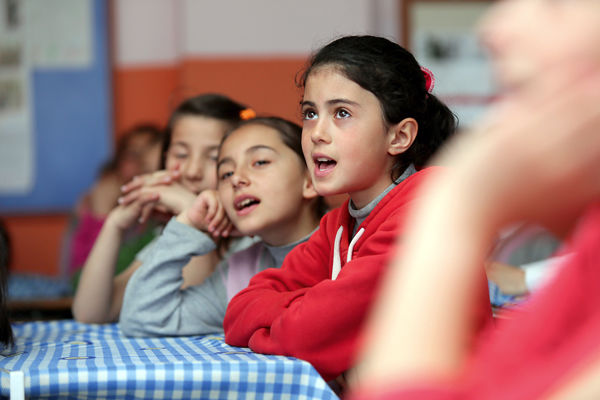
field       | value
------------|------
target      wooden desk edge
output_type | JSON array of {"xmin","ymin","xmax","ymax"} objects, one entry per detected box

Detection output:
[{"xmin": 7, "ymin": 297, "xmax": 73, "ymax": 311}]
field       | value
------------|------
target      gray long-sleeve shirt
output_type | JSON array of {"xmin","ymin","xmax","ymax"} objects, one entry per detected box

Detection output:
[{"xmin": 119, "ymin": 218, "xmax": 309, "ymax": 337}]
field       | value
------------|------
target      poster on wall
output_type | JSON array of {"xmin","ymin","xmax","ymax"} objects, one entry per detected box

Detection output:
[
  {"xmin": 0, "ymin": 0, "xmax": 34, "ymax": 194},
  {"xmin": 0, "ymin": 0, "xmax": 93, "ymax": 195},
  {"xmin": 402, "ymin": 0, "xmax": 495, "ymax": 129}
]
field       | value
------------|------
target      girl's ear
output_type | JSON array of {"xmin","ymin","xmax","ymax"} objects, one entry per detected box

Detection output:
[
  {"xmin": 302, "ymin": 170, "xmax": 319, "ymax": 200},
  {"xmin": 388, "ymin": 117, "xmax": 418, "ymax": 156}
]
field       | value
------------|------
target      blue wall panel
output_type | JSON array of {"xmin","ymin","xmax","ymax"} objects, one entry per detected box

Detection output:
[{"xmin": 0, "ymin": 0, "xmax": 111, "ymax": 213}]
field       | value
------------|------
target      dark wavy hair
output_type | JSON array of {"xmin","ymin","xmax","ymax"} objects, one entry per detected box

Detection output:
[
  {"xmin": 161, "ymin": 93, "xmax": 247, "ymax": 168},
  {"xmin": 298, "ymin": 35, "xmax": 457, "ymax": 179},
  {"xmin": 221, "ymin": 116, "xmax": 327, "ymax": 219}
]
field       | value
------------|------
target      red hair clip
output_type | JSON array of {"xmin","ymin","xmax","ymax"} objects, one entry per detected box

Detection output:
[
  {"xmin": 240, "ymin": 108, "xmax": 256, "ymax": 120},
  {"xmin": 421, "ymin": 66, "xmax": 435, "ymax": 94}
]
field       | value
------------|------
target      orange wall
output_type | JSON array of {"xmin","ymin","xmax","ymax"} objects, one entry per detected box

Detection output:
[
  {"xmin": 113, "ymin": 58, "xmax": 307, "ymax": 135},
  {"xmin": 180, "ymin": 58, "xmax": 307, "ymax": 123},
  {"xmin": 3, "ymin": 214, "xmax": 68, "ymax": 276},
  {"xmin": 113, "ymin": 66, "xmax": 178, "ymax": 135}
]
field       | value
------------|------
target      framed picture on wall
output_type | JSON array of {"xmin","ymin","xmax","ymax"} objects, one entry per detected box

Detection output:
[{"xmin": 401, "ymin": 0, "xmax": 495, "ymax": 128}]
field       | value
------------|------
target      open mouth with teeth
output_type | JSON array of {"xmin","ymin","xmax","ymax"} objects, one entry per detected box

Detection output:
[
  {"xmin": 314, "ymin": 156, "xmax": 337, "ymax": 176},
  {"xmin": 234, "ymin": 196, "xmax": 261, "ymax": 215}
]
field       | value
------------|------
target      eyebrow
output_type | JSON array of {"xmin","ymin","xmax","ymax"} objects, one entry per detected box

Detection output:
[
  {"xmin": 217, "ymin": 144, "xmax": 277, "ymax": 169},
  {"xmin": 170, "ymin": 141, "xmax": 189, "ymax": 149},
  {"xmin": 300, "ymin": 98, "xmax": 360, "ymax": 108},
  {"xmin": 217, "ymin": 157, "xmax": 233, "ymax": 169}
]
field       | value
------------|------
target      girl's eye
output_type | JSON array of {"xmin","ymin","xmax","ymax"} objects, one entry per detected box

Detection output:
[
  {"xmin": 168, "ymin": 149, "xmax": 188, "ymax": 160},
  {"xmin": 219, "ymin": 171, "xmax": 233, "ymax": 181},
  {"xmin": 334, "ymin": 109, "xmax": 351, "ymax": 119},
  {"xmin": 302, "ymin": 109, "xmax": 317, "ymax": 120},
  {"xmin": 207, "ymin": 149, "xmax": 219, "ymax": 162},
  {"xmin": 253, "ymin": 160, "xmax": 270, "ymax": 167}
]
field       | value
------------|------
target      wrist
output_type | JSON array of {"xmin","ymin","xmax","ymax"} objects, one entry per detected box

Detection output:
[
  {"xmin": 104, "ymin": 211, "xmax": 129, "ymax": 234},
  {"xmin": 176, "ymin": 210, "xmax": 198, "ymax": 229}
]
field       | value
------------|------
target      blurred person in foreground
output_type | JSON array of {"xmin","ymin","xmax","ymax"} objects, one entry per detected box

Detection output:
[{"xmin": 350, "ymin": 0, "xmax": 600, "ymax": 399}]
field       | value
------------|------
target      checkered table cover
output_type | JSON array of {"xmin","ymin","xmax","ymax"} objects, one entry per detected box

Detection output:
[{"xmin": 0, "ymin": 320, "xmax": 338, "ymax": 399}]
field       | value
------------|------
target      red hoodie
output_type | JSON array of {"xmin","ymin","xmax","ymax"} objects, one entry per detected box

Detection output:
[{"xmin": 224, "ymin": 167, "xmax": 493, "ymax": 380}]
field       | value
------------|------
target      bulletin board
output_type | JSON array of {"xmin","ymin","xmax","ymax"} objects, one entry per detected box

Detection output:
[
  {"xmin": 402, "ymin": 0, "xmax": 495, "ymax": 128},
  {"xmin": 0, "ymin": 0, "xmax": 111, "ymax": 214}
]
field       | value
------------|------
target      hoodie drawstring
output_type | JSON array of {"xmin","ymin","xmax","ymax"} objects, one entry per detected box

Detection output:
[{"xmin": 331, "ymin": 226, "xmax": 365, "ymax": 280}]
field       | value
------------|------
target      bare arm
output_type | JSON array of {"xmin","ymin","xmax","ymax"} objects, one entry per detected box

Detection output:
[
  {"xmin": 87, "ymin": 173, "xmax": 122, "ymax": 216},
  {"xmin": 72, "ymin": 214, "xmax": 130, "ymax": 323},
  {"xmin": 72, "ymin": 194, "xmax": 159, "ymax": 323}
]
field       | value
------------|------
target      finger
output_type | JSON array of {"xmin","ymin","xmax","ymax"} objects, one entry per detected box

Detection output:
[
  {"xmin": 128, "ymin": 170, "xmax": 176, "ymax": 192},
  {"xmin": 204, "ymin": 197, "xmax": 219, "ymax": 226},
  {"xmin": 121, "ymin": 172, "xmax": 166, "ymax": 197},
  {"xmin": 147, "ymin": 170, "xmax": 176, "ymax": 186},
  {"xmin": 168, "ymin": 169, "xmax": 182, "ymax": 182},
  {"xmin": 221, "ymin": 222, "xmax": 233, "ymax": 238},
  {"xmin": 186, "ymin": 196, "xmax": 209, "ymax": 230},
  {"xmin": 208, "ymin": 203, "xmax": 228, "ymax": 233},
  {"xmin": 216, "ymin": 217, "xmax": 233, "ymax": 237},
  {"xmin": 150, "ymin": 166, "xmax": 181, "ymax": 186},
  {"xmin": 118, "ymin": 188, "xmax": 142, "ymax": 206},
  {"xmin": 209, "ymin": 211, "xmax": 225, "ymax": 236},
  {"xmin": 139, "ymin": 202, "xmax": 155, "ymax": 224},
  {"xmin": 121, "ymin": 176, "xmax": 144, "ymax": 194},
  {"xmin": 136, "ymin": 193, "xmax": 160, "ymax": 223}
]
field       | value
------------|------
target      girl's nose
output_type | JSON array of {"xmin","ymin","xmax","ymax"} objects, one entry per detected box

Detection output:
[
  {"xmin": 310, "ymin": 120, "xmax": 331, "ymax": 144},
  {"xmin": 183, "ymin": 156, "xmax": 204, "ymax": 181},
  {"xmin": 230, "ymin": 168, "xmax": 249, "ymax": 188}
]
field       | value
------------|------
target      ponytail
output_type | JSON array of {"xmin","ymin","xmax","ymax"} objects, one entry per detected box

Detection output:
[{"xmin": 403, "ymin": 93, "xmax": 457, "ymax": 171}]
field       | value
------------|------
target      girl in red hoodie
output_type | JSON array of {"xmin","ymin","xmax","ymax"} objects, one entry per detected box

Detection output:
[{"xmin": 224, "ymin": 35, "xmax": 493, "ymax": 384}]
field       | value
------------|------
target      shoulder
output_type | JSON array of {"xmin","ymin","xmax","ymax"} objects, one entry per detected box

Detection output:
[
  {"xmin": 397, "ymin": 166, "xmax": 441, "ymax": 193},
  {"xmin": 362, "ymin": 167, "xmax": 443, "ymax": 233},
  {"xmin": 382, "ymin": 167, "xmax": 442, "ymax": 208}
]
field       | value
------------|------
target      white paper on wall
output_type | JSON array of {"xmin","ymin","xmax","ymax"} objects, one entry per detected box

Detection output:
[
  {"xmin": 25, "ymin": 0, "xmax": 93, "ymax": 68},
  {"xmin": 0, "ymin": 0, "xmax": 34, "ymax": 194},
  {"xmin": 409, "ymin": 1, "xmax": 496, "ymax": 128}
]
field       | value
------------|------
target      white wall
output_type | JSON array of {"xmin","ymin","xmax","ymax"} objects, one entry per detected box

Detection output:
[
  {"xmin": 114, "ymin": 0, "xmax": 401, "ymax": 66},
  {"xmin": 114, "ymin": 0, "xmax": 179, "ymax": 66}
]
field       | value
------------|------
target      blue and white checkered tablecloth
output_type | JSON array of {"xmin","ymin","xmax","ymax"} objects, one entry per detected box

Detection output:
[{"xmin": 0, "ymin": 320, "xmax": 338, "ymax": 399}]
